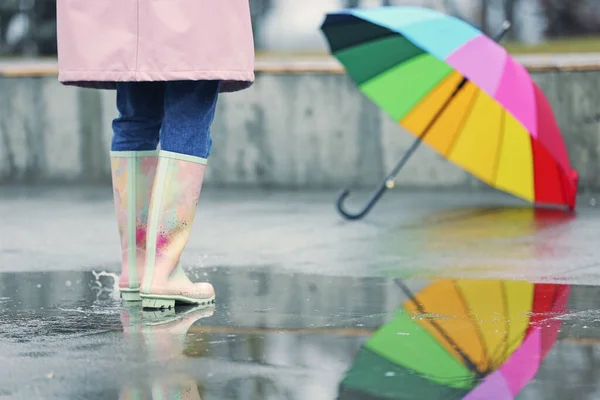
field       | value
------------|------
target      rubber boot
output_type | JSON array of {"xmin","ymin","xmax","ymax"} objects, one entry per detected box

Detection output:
[
  {"xmin": 111, "ymin": 150, "xmax": 159, "ymax": 301},
  {"xmin": 141, "ymin": 150, "xmax": 215, "ymax": 309}
]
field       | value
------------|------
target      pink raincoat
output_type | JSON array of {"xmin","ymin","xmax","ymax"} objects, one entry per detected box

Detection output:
[{"xmin": 56, "ymin": 0, "xmax": 255, "ymax": 93}]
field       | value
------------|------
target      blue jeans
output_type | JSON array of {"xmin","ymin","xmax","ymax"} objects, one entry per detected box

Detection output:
[{"xmin": 111, "ymin": 80, "xmax": 220, "ymax": 159}]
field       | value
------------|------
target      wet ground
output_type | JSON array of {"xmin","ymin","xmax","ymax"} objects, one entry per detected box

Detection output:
[{"xmin": 1, "ymin": 186, "xmax": 600, "ymax": 399}]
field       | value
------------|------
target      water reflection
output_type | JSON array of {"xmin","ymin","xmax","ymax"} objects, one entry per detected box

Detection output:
[
  {"xmin": 337, "ymin": 278, "xmax": 570, "ymax": 399},
  {"xmin": 397, "ymin": 207, "xmax": 575, "ymax": 252},
  {"xmin": 382, "ymin": 206, "xmax": 578, "ymax": 279},
  {"xmin": 119, "ymin": 304, "xmax": 214, "ymax": 399},
  {"xmin": 0, "ymin": 269, "xmax": 387, "ymax": 398},
  {"xmin": 2, "ymin": 266, "xmax": 600, "ymax": 399}
]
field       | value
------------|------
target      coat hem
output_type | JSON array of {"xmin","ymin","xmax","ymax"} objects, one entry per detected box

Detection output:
[{"xmin": 58, "ymin": 69, "xmax": 255, "ymax": 93}]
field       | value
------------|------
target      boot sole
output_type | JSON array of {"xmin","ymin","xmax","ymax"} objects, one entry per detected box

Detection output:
[
  {"xmin": 142, "ymin": 304, "xmax": 215, "ymax": 325},
  {"xmin": 120, "ymin": 289, "xmax": 142, "ymax": 302},
  {"xmin": 140, "ymin": 294, "xmax": 216, "ymax": 310}
]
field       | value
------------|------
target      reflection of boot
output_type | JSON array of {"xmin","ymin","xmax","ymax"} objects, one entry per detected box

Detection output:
[
  {"xmin": 111, "ymin": 150, "xmax": 158, "ymax": 301},
  {"xmin": 118, "ymin": 305, "xmax": 214, "ymax": 400},
  {"xmin": 141, "ymin": 151, "xmax": 215, "ymax": 310},
  {"xmin": 142, "ymin": 305, "xmax": 215, "ymax": 357},
  {"xmin": 120, "ymin": 302, "xmax": 143, "ymax": 336},
  {"xmin": 148, "ymin": 378, "xmax": 202, "ymax": 400},
  {"xmin": 119, "ymin": 303, "xmax": 146, "ymax": 400},
  {"xmin": 143, "ymin": 306, "xmax": 214, "ymax": 400}
]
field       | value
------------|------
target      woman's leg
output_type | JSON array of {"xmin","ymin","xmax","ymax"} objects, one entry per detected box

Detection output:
[
  {"xmin": 160, "ymin": 80, "xmax": 219, "ymax": 158},
  {"xmin": 141, "ymin": 80, "xmax": 220, "ymax": 309},
  {"xmin": 111, "ymin": 82, "xmax": 165, "ymax": 301}
]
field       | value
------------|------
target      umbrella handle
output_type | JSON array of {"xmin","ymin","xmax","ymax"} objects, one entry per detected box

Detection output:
[
  {"xmin": 336, "ymin": 184, "xmax": 389, "ymax": 221},
  {"xmin": 336, "ymin": 136, "xmax": 425, "ymax": 221}
]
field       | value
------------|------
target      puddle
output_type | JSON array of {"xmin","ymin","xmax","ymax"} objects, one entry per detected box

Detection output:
[{"xmin": 0, "ymin": 268, "xmax": 599, "ymax": 399}]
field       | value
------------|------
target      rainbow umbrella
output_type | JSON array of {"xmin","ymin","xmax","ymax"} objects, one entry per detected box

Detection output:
[
  {"xmin": 320, "ymin": 7, "xmax": 579, "ymax": 220},
  {"xmin": 337, "ymin": 279, "xmax": 570, "ymax": 399}
]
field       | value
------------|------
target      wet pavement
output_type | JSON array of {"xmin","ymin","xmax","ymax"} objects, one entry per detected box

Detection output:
[{"xmin": 1, "ymin": 186, "xmax": 600, "ymax": 399}]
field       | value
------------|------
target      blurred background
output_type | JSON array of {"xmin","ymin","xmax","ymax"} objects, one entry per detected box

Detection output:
[
  {"xmin": 3, "ymin": 0, "xmax": 600, "ymax": 190},
  {"xmin": 2, "ymin": 0, "xmax": 600, "ymax": 57}
]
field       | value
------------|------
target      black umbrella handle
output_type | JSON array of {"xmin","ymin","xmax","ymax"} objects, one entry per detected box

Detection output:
[
  {"xmin": 336, "ymin": 183, "xmax": 389, "ymax": 221},
  {"xmin": 336, "ymin": 136, "xmax": 424, "ymax": 220}
]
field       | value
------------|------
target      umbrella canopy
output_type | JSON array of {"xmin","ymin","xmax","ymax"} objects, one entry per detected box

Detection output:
[
  {"xmin": 338, "ymin": 279, "xmax": 570, "ymax": 399},
  {"xmin": 321, "ymin": 7, "xmax": 578, "ymax": 211}
]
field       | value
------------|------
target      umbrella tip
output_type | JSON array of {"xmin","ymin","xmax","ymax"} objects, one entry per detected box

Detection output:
[
  {"xmin": 502, "ymin": 20, "xmax": 511, "ymax": 30},
  {"xmin": 572, "ymin": 169, "xmax": 579, "ymax": 188}
]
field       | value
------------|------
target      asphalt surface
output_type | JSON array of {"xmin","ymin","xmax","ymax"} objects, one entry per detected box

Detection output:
[
  {"xmin": 2, "ymin": 186, "xmax": 599, "ymax": 282},
  {"xmin": 1, "ymin": 186, "xmax": 600, "ymax": 399}
]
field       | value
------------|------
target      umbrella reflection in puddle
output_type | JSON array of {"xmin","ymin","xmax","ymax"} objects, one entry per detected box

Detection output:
[
  {"xmin": 337, "ymin": 278, "xmax": 570, "ymax": 399},
  {"xmin": 379, "ymin": 206, "xmax": 577, "ymax": 280}
]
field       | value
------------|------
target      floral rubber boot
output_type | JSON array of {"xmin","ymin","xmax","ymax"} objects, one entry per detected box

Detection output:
[
  {"xmin": 111, "ymin": 150, "xmax": 158, "ymax": 301},
  {"xmin": 141, "ymin": 150, "xmax": 215, "ymax": 310}
]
